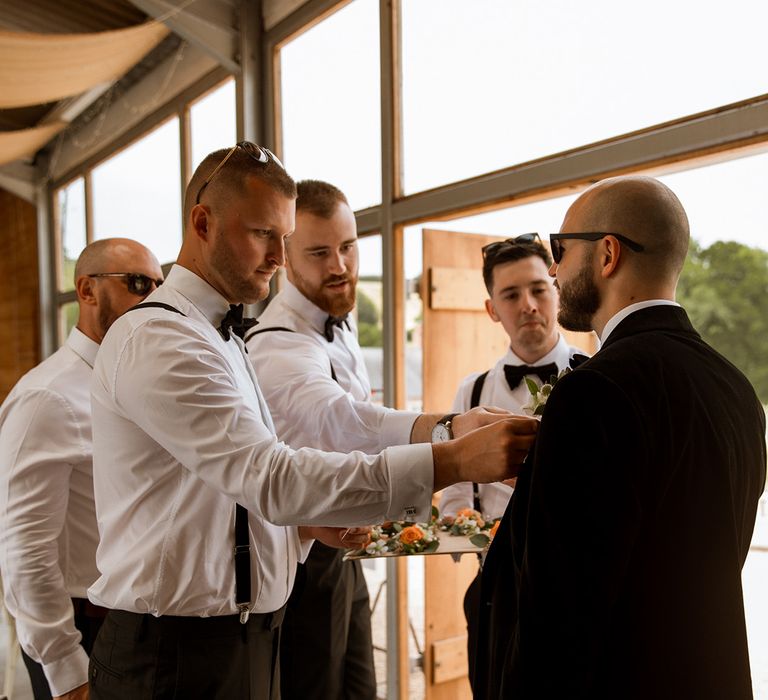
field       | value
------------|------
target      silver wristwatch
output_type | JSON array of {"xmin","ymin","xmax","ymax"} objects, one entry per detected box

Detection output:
[{"xmin": 431, "ymin": 413, "xmax": 458, "ymax": 443}]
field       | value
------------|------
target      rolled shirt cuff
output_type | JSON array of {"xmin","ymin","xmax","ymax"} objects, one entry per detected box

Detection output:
[
  {"xmin": 382, "ymin": 442, "xmax": 434, "ymax": 522},
  {"xmin": 44, "ymin": 644, "xmax": 90, "ymax": 697}
]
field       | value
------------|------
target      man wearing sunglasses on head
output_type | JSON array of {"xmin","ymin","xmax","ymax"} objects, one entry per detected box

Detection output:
[
  {"xmin": 438, "ymin": 232, "xmax": 588, "ymax": 690},
  {"xmin": 86, "ymin": 143, "xmax": 538, "ymax": 699},
  {"xmin": 474, "ymin": 176, "xmax": 766, "ymax": 700},
  {"xmin": 0, "ymin": 238, "xmax": 162, "ymax": 700}
]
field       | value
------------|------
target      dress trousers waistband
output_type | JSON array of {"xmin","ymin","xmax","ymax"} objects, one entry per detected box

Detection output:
[
  {"xmin": 104, "ymin": 605, "xmax": 287, "ymax": 636},
  {"xmin": 71, "ymin": 598, "xmax": 109, "ymax": 619}
]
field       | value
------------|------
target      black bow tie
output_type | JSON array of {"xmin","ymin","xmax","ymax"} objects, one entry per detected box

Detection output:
[
  {"xmin": 503, "ymin": 362, "xmax": 559, "ymax": 390},
  {"xmin": 219, "ymin": 304, "xmax": 257, "ymax": 342},
  {"xmin": 323, "ymin": 314, "xmax": 349, "ymax": 342},
  {"xmin": 569, "ymin": 353, "xmax": 590, "ymax": 369}
]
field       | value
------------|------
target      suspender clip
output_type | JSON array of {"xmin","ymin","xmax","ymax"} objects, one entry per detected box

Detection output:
[{"xmin": 238, "ymin": 603, "xmax": 250, "ymax": 624}]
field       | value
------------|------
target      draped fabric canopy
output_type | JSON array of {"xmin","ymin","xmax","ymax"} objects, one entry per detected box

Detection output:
[
  {"xmin": 0, "ymin": 23, "xmax": 170, "ymax": 109},
  {"xmin": 0, "ymin": 122, "xmax": 67, "ymax": 166}
]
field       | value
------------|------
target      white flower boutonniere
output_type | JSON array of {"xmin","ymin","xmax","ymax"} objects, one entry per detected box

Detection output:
[{"xmin": 522, "ymin": 368, "xmax": 571, "ymax": 416}]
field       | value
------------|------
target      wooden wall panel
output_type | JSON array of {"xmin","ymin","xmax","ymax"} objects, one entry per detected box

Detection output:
[{"xmin": 0, "ymin": 188, "xmax": 40, "ymax": 402}]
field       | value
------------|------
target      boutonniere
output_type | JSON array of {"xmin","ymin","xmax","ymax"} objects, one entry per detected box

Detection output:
[{"xmin": 522, "ymin": 368, "xmax": 571, "ymax": 416}]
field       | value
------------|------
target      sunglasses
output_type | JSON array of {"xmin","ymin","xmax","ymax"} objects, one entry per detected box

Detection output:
[
  {"xmin": 88, "ymin": 273, "xmax": 163, "ymax": 296},
  {"xmin": 481, "ymin": 233, "xmax": 542, "ymax": 259},
  {"xmin": 195, "ymin": 141, "xmax": 285, "ymax": 204},
  {"xmin": 548, "ymin": 232, "xmax": 645, "ymax": 264}
]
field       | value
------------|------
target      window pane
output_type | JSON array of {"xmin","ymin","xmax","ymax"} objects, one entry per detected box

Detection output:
[
  {"xmin": 56, "ymin": 178, "xmax": 86, "ymax": 292},
  {"xmin": 190, "ymin": 79, "xmax": 237, "ymax": 172},
  {"xmin": 357, "ymin": 235, "xmax": 384, "ymax": 404},
  {"xmin": 58, "ymin": 301, "xmax": 78, "ymax": 346},
  {"xmin": 92, "ymin": 118, "xmax": 182, "ymax": 264},
  {"xmin": 401, "ymin": 0, "xmax": 768, "ymax": 194},
  {"xmin": 280, "ymin": 0, "xmax": 381, "ymax": 211}
]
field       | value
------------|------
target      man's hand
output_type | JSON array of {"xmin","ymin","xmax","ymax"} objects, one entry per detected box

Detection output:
[
  {"xmin": 451, "ymin": 406, "xmax": 514, "ymax": 437},
  {"xmin": 432, "ymin": 416, "xmax": 538, "ymax": 491},
  {"xmin": 298, "ymin": 526, "xmax": 371, "ymax": 549},
  {"xmin": 55, "ymin": 683, "xmax": 88, "ymax": 700}
]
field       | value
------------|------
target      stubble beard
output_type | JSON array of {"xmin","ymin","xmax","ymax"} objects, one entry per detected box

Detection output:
[
  {"xmin": 557, "ymin": 260, "xmax": 601, "ymax": 333},
  {"xmin": 210, "ymin": 237, "xmax": 271, "ymax": 304},
  {"xmin": 294, "ymin": 271, "xmax": 357, "ymax": 317}
]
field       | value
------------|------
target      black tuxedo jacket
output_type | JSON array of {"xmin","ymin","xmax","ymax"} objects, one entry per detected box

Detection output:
[{"xmin": 474, "ymin": 305, "xmax": 766, "ymax": 699}]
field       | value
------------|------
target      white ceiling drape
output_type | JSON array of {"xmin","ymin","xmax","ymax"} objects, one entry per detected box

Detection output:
[{"xmin": 0, "ymin": 22, "xmax": 170, "ymax": 109}]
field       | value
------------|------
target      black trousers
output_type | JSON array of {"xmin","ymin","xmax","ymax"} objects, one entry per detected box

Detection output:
[
  {"xmin": 280, "ymin": 543, "xmax": 376, "ymax": 699},
  {"xmin": 88, "ymin": 607, "xmax": 284, "ymax": 700},
  {"xmin": 21, "ymin": 598, "xmax": 106, "ymax": 700},
  {"xmin": 464, "ymin": 571, "xmax": 482, "ymax": 693}
]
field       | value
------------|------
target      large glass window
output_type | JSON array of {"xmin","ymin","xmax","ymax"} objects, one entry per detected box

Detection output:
[
  {"xmin": 401, "ymin": 0, "xmax": 768, "ymax": 194},
  {"xmin": 189, "ymin": 79, "xmax": 237, "ymax": 172},
  {"xmin": 92, "ymin": 117, "xmax": 182, "ymax": 264},
  {"xmin": 357, "ymin": 234, "xmax": 384, "ymax": 404},
  {"xmin": 55, "ymin": 178, "xmax": 86, "ymax": 292},
  {"xmin": 279, "ymin": 0, "xmax": 382, "ymax": 211}
]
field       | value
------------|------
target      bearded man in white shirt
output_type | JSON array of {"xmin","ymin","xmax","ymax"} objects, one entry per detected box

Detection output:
[
  {"xmin": 438, "ymin": 232, "xmax": 587, "ymax": 690},
  {"xmin": 250, "ymin": 179, "xmax": 471, "ymax": 698},
  {"xmin": 86, "ymin": 143, "xmax": 538, "ymax": 700},
  {"xmin": 0, "ymin": 238, "xmax": 163, "ymax": 700}
]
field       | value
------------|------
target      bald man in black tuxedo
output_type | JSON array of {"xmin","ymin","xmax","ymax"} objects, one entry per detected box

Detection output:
[{"xmin": 474, "ymin": 176, "xmax": 766, "ymax": 699}]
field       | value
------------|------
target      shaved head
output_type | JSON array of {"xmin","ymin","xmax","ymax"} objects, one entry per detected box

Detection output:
[
  {"xmin": 562, "ymin": 175, "xmax": 690, "ymax": 283},
  {"xmin": 74, "ymin": 238, "xmax": 163, "ymax": 342},
  {"xmin": 74, "ymin": 238, "xmax": 158, "ymax": 281}
]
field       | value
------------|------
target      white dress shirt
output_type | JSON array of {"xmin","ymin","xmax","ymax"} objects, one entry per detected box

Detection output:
[
  {"xmin": 439, "ymin": 335, "xmax": 585, "ymax": 519},
  {"xmin": 89, "ymin": 265, "xmax": 433, "ymax": 617},
  {"xmin": 0, "ymin": 328, "xmax": 100, "ymax": 696},
  {"xmin": 247, "ymin": 280, "xmax": 419, "ymax": 453}
]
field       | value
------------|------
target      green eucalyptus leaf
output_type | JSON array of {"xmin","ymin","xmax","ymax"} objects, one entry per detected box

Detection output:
[
  {"xmin": 431, "ymin": 505, "xmax": 440, "ymax": 520},
  {"xmin": 534, "ymin": 404, "xmax": 546, "ymax": 416},
  {"xmin": 469, "ymin": 534, "xmax": 490, "ymax": 548},
  {"xmin": 424, "ymin": 540, "xmax": 440, "ymax": 553},
  {"xmin": 524, "ymin": 377, "xmax": 539, "ymax": 396}
]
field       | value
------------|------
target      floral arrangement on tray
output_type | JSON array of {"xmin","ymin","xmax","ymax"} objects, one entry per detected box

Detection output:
[{"xmin": 347, "ymin": 506, "xmax": 501, "ymax": 559}]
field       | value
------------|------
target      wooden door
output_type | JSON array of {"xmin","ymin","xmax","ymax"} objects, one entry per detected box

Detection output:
[
  {"xmin": 420, "ymin": 228, "xmax": 598, "ymax": 699},
  {"xmin": 421, "ymin": 229, "xmax": 509, "ymax": 700}
]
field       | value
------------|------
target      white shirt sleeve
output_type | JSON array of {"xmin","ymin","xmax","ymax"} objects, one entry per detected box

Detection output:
[
  {"xmin": 0, "ymin": 389, "xmax": 89, "ymax": 696},
  {"xmin": 251, "ymin": 330, "xmax": 418, "ymax": 453},
  {"xmin": 108, "ymin": 318, "xmax": 433, "ymax": 526}
]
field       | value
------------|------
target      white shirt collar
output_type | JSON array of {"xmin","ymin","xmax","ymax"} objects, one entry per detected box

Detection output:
[
  {"xmin": 67, "ymin": 326, "xmax": 100, "ymax": 369},
  {"xmin": 600, "ymin": 299, "xmax": 680, "ymax": 344},
  {"xmin": 503, "ymin": 333, "xmax": 572, "ymax": 367},
  {"xmin": 163, "ymin": 264, "xmax": 232, "ymax": 327},
  {"xmin": 281, "ymin": 278, "xmax": 335, "ymax": 335}
]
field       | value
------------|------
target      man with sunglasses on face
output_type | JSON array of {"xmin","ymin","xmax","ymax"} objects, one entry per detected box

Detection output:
[
  {"xmin": 474, "ymin": 176, "xmax": 766, "ymax": 700},
  {"xmin": 86, "ymin": 145, "xmax": 538, "ymax": 700},
  {"xmin": 437, "ymin": 232, "xmax": 587, "ymax": 690},
  {"xmin": 0, "ymin": 238, "xmax": 163, "ymax": 700}
]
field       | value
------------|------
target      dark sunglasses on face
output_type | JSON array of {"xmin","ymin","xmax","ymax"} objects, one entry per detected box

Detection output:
[
  {"xmin": 548, "ymin": 232, "xmax": 645, "ymax": 264},
  {"xmin": 195, "ymin": 141, "xmax": 285, "ymax": 204},
  {"xmin": 481, "ymin": 232, "xmax": 542, "ymax": 259},
  {"xmin": 88, "ymin": 273, "xmax": 163, "ymax": 296}
]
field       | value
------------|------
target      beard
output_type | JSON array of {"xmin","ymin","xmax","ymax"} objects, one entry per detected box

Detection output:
[
  {"xmin": 293, "ymin": 270, "xmax": 357, "ymax": 317},
  {"xmin": 557, "ymin": 259, "xmax": 601, "ymax": 333},
  {"xmin": 210, "ymin": 236, "xmax": 272, "ymax": 304},
  {"xmin": 97, "ymin": 294, "xmax": 119, "ymax": 339}
]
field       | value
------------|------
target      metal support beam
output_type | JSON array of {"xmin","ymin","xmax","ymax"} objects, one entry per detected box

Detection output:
[
  {"xmin": 237, "ymin": 0, "xmax": 263, "ymax": 143},
  {"xmin": 129, "ymin": 0, "xmax": 240, "ymax": 73},
  {"xmin": 388, "ymin": 97, "xmax": 768, "ymax": 226}
]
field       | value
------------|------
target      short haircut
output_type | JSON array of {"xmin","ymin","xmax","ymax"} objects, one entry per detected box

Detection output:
[
  {"xmin": 482, "ymin": 240, "xmax": 553, "ymax": 294},
  {"xmin": 296, "ymin": 179, "xmax": 349, "ymax": 219},
  {"xmin": 183, "ymin": 145, "xmax": 297, "ymax": 227}
]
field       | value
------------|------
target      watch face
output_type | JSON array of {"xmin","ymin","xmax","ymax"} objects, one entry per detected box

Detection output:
[{"xmin": 432, "ymin": 423, "xmax": 452, "ymax": 443}]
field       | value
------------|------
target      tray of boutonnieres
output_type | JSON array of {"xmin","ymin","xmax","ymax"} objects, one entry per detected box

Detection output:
[{"xmin": 343, "ymin": 507, "xmax": 501, "ymax": 560}]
